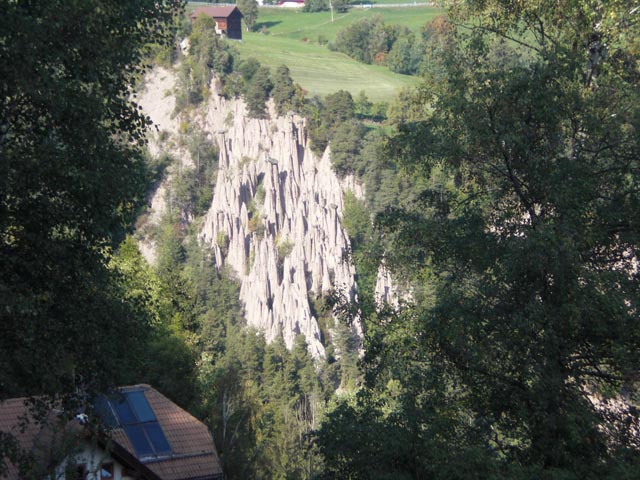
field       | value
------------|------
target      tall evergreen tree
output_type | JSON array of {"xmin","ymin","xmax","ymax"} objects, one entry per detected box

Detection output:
[
  {"xmin": 245, "ymin": 66, "xmax": 273, "ymax": 118},
  {"xmin": 272, "ymin": 65, "xmax": 296, "ymax": 116}
]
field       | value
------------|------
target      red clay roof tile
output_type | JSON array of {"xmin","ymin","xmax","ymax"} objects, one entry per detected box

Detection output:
[{"xmin": 0, "ymin": 386, "xmax": 223, "ymax": 480}]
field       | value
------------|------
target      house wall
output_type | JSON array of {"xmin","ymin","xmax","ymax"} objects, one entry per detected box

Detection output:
[
  {"xmin": 215, "ymin": 17, "xmax": 228, "ymax": 31},
  {"xmin": 54, "ymin": 443, "xmax": 133, "ymax": 480},
  {"xmin": 226, "ymin": 13, "xmax": 242, "ymax": 40}
]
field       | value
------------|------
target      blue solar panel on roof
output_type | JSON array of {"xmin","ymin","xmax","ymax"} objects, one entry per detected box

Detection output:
[
  {"xmin": 124, "ymin": 425, "xmax": 154, "ymax": 456},
  {"xmin": 112, "ymin": 396, "xmax": 137, "ymax": 425},
  {"xmin": 145, "ymin": 423, "xmax": 172, "ymax": 453},
  {"xmin": 94, "ymin": 396, "xmax": 118, "ymax": 428},
  {"xmin": 127, "ymin": 391, "xmax": 156, "ymax": 422},
  {"xmin": 102, "ymin": 389, "xmax": 173, "ymax": 457}
]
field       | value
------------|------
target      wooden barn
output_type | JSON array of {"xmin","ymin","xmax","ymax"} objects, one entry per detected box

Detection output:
[{"xmin": 190, "ymin": 5, "xmax": 244, "ymax": 40}]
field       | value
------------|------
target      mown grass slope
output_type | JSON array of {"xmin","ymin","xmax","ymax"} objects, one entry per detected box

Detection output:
[
  {"xmin": 254, "ymin": 6, "xmax": 442, "ymax": 42},
  {"xmin": 235, "ymin": 33, "xmax": 419, "ymax": 101},
  {"xmin": 232, "ymin": 6, "xmax": 444, "ymax": 101}
]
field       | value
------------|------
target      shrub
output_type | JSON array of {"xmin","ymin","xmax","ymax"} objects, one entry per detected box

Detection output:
[
  {"xmin": 245, "ymin": 66, "xmax": 273, "ymax": 119},
  {"xmin": 303, "ymin": 0, "xmax": 329, "ymax": 12},
  {"xmin": 330, "ymin": 15, "xmax": 390, "ymax": 64}
]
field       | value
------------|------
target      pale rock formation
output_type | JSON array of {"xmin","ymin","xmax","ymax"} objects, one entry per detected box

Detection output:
[
  {"xmin": 339, "ymin": 174, "xmax": 365, "ymax": 200},
  {"xmin": 375, "ymin": 261, "xmax": 399, "ymax": 308},
  {"xmin": 137, "ymin": 67, "xmax": 194, "ymax": 264},
  {"xmin": 374, "ymin": 259, "xmax": 414, "ymax": 310},
  {"xmin": 137, "ymin": 68, "xmax": 363, "ymax": 358},
  {"xmin": 199, "ymin": 92, "xmax": 361, "ymax": 358}
]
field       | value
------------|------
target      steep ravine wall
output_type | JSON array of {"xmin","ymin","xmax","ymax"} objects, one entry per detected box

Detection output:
[
  {"xmin": 198, "ymin": 93, "xmax": 362, "ymax": 359},
  {"xmin": 139, "ymin": 68, "xmax": 362, "ymax": 358},
  {"xmin": 137, "ymin": 67, "xmax": 194, "ymax": 265}
]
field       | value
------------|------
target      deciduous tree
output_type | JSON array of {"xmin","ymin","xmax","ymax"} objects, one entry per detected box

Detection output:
[
  {"xmin": 237, "ymin": 0, "xmax": 259, "ymax": 31},
  {"xmin": 320, "ymin": 1, "xmax": 640, "ymax": 477},
  {"xmin": 0, "ymin": 0, "xmax": 183, "ymax": 398},
  {"xmin": 0, "ymin": 0, "xmax": 182, "ymax": 474}
]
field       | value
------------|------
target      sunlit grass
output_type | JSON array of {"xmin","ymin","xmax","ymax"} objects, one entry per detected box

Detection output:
[
  {"xmin": 235, "ymin": 33, "xmax": 418, "ymax": 102},
  {"xmin": 187, "ymin": 4, "xmax": 445, "ymax": 101},
  {"xmin": 254, "ymin": 6, "xmax": 443, "ymax": 42},
  {"xmin": 235, "ymin": 6, "xmax": 444, "ymax": 101}
]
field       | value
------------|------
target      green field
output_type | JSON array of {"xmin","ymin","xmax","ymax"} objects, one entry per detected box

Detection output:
[
  {"xmin": 230, "ymin": 6, "xmax": 443, "ymax": 101},
  {"xmin": 254, "ymin": 6, "xmax": 442, "ymax": 42},
  {"xmin": 235, "ymin": 32, "xmax": 419, "ymax": 101}
]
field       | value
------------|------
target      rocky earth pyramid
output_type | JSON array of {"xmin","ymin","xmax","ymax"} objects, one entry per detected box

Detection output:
[
  {"xmin": 198, "ymin": 93, "xmax": 362, "ymax": 358},
  {"xmin": 139, "ymin": 68, "xmax": 363, "ymax": 358}
]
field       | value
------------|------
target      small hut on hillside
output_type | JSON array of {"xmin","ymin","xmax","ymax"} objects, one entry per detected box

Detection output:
[{"xmin": 190, "ymin": 5, "xmax": 244, "ymax": 40}]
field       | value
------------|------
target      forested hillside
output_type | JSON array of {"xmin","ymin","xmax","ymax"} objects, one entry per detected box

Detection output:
[
  {"xmin": 1, "ymin": 1, "xmax": 639, "ymax": 479},
  {"xmin": 318, "ymin": 1, "xmax": 640, "ymax": 479}
]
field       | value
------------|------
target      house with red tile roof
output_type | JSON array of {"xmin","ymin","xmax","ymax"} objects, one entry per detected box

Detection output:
[
  {"xmin": 0, "ymin": 385, "xmax": 223, "ymax": 480},
  {"xmin": 190, "ymin": 6, "xmax": 244, "ymax": 40}
]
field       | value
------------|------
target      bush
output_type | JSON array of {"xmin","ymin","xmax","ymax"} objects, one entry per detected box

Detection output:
[
  {"xmin": 330, "ymin": 15, "xmax": 390, "ymax": 64},
  {"xmin": 303, "ymin": 0, "xmax": 329, "ymax": 12},
  {"xmin": 330, "ymin": 121, "xmax": 367, "ymax": 177}
]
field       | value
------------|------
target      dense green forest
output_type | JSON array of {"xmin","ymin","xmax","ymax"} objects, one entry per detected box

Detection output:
[
  {"xmin": 319, "ymin": 2, "xmax": 640, "ymax": 479},
  {"xmin": 2, "ymin": 1, "xmax": 640, "ymax": 479}
]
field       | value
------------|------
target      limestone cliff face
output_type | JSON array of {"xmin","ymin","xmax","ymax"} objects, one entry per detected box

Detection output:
[
  {"xmin": 139, "ymin": 68, "xmax": 362, "ymax": 358},
  {"xmin": 198, "ymin": 95, "xmax": 361, "ymax": 358},
  {"xmin": 137, "ymin": 67, "xmax": 194, "ymax": 264},
  {"xmin": 375, "ymin": 262, "xmax": 398, "ymax": 308}
]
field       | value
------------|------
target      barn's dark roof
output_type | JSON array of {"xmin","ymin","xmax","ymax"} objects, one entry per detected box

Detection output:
[{"xmin": 190, "ymin": 6, "xmax": 243, "ymax": 20}]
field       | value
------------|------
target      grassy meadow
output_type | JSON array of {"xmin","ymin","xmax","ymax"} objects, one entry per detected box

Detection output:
[
  {"xmin": 253, "ymin": 6, "xmax": 443, "ymax": 42},
  {"xmin": 234, "ymin": 6, "xmax": 444, "ymax": 102}
]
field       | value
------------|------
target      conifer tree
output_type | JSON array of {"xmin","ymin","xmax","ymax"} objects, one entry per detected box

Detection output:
[
  {"xmin": 245, "ymin": 66, "xmax": 273, "ymax": 118},
  {"xmin": 272, "ymin": 65, "xmax": 296, "ymax": 116}
]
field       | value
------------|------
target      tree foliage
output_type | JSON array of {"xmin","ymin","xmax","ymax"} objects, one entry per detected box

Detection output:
[
  {"xmin": 329, "ymin": 15, "xmax": 392, "ymax": 65},
  {"xmin": 303, "ymin": 0, "xmax": 329, "ymax": 13},
  {"xmin": 330, "ymin": 121, "xmax": 367, "ymax": 176},
  {"xmin": 171, "ymin": 127, "xmax": 219, "ymax": 217},
  {"xmin": 0, "ymin": 0, "xmax": 183, "ymax": 398},
  {"xmin": 114, "ymin": 236, "xmax": 198, "ymax": 409},
  {"xmin": 272, "ymin": 65, "xmax": 297, "ymax": 116},
  {"xmin": 176, "ymin": 15, "xmax": 238, "ymax": 110},
  {"xmin": 0, "ymin": 0, "xmax": 182, "ymax": 473},
  {"xmin": 386, "ymin": 32, "xmax": 424, "ymax": 75},
  {"xmin": 308, "ymin": 90, "xmax": 357, "ymax": 157},
  {"xmin": 320, "ymin": 1, "xmax": 640, "ymax": 478},
  {"xmin": 245, "ymin": 65, "xmax": 274, "ymax": 118},
  {"xmin": 237, "ymin": 0, "xmax": 259, "ymax": 32}
]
